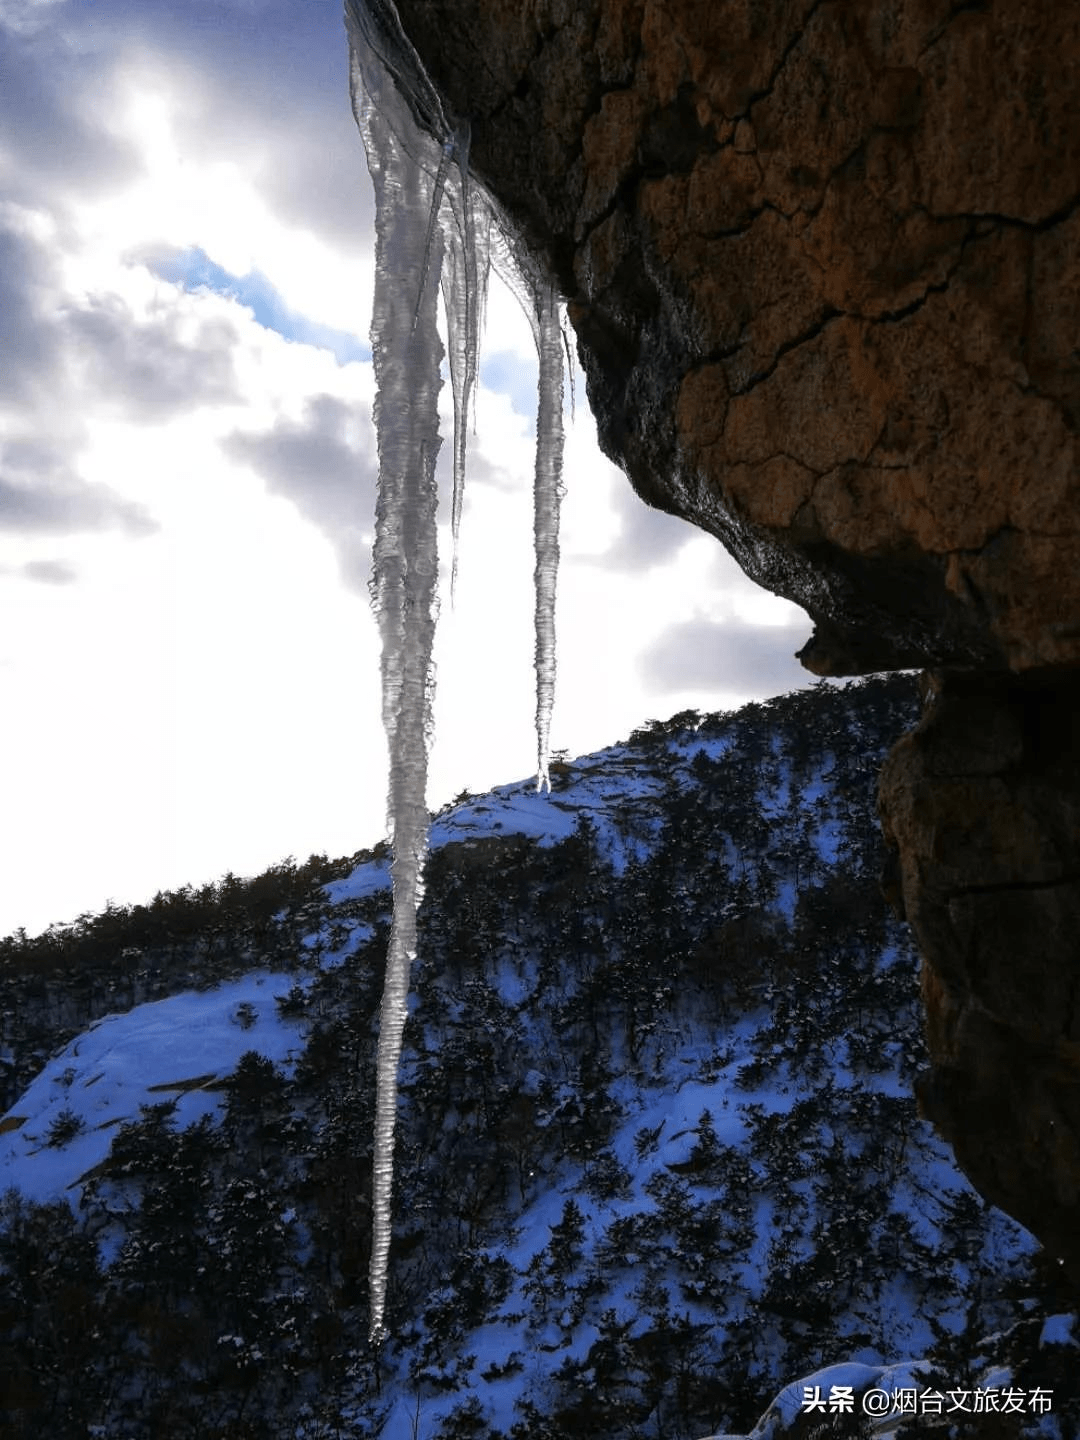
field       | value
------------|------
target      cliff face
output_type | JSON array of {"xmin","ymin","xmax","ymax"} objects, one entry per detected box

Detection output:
[
  {"xmin": 388, "ymin": 0, "xmax": 1080, "ymax": 1273},
  {"xmin": 394, "ymin": 0, "xmax": 1079, "ymax": 676},
  {"xmin": 879, "ymin": 670, "xmax": 1080, "ymax": 1278}
]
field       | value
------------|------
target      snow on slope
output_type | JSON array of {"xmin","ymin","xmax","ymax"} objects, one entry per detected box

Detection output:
[
  {"xmin": 353, "ymin": 991, "xmax": 1032, "ymax": 1438},
  {"xmin": 699, "ymin": 1359, "xmax": 933, "ymax": 1439},
  {"xmin": 0, "ymin": 743, "xmax": 663, "ymax": 1210},
  {"xmin": 0, "ymin": 972, "xmax": 306, "ymax": 1204},
  {"xmin": 428, "ymin": 746, "xmax": 667, "ymax": 864},
  {"xmin": 2, "ymin": 680, "xmax": 1067, "ymax": 1439},
  {"xmin": 323, "ymin": 747, "xmax": 668, "ymax": 912}
]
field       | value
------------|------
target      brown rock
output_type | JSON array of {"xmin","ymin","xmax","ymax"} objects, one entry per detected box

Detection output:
[
  {"xmin": 386, "ymin": 0, "xmax": 1080, "ymax": 1270},
  {"xmin": 879, "ymin": 670, "xmax": 1080, "ymax": 1278},
  {"xmin": 394, "ymin": 0, "xmax": 1080, "ymax": 675}
]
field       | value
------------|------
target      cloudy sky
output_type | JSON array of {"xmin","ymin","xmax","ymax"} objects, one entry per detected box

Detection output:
[{"xmin": 0, "ymin": 0, "xmax": 812, "ymax": 939}]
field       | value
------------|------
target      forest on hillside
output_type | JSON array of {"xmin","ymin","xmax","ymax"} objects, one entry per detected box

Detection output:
[{"xmin": 2, "ymin": 676, "xmax": 1077, "ymax": 1438}]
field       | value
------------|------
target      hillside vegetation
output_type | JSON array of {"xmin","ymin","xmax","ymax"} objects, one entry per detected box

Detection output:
[{"xmin": 1, "ymin": 676, "xmax": 1076, "ymax": 1438}]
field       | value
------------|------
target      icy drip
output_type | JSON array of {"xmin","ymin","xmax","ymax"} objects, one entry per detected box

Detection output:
[
  {"xmin": 440, "ymin": 130, "xmax": 490, "ymax": 601},
  {"xmin": 346, "ymin": 0, "xmax": 563, "ymax": 1341},
  {"xmin": 533, "ymin": 286, "xmax": 563, "ymax": 792},
  {"xmin": 348, "ymin": 0, "xmax": 448, "ymax": 1345}
]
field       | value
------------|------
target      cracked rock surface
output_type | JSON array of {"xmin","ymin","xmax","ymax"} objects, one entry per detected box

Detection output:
[
  {"xmin": 395, "ymin": 0, "xmax": 1079, "ymax": 675},
  {"xmin": 391, "ymin": 0, "xmax": 1080, "ymax": 1268}
]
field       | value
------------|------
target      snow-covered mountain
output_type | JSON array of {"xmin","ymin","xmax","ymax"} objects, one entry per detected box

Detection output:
[{"xmin": 1, "ymin": 676, "xmax": 1076, "ymax": 1438}]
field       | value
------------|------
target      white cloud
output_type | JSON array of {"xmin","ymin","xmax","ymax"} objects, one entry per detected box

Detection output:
[
  {"xmin": 75, "ymin": 80, "xmax": 375, "ymax": 341},
  {"xmin": 0, "ymin": 0, "xmax": 816, "ymax": 939}
]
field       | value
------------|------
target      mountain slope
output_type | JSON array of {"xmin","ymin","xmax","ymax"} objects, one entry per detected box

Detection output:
[{"xmin": 1, "ymin": 675, "xmax": 1075, "ymax": 1439}]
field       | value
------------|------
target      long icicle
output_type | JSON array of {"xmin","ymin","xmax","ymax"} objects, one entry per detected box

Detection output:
[
  {"xmin": 347, "ymin": 0, "xmax": 445, "ymax": 1344},
  {"xmin": 533, "ymin": 282, "xmax": 563, "ymax": 793}
]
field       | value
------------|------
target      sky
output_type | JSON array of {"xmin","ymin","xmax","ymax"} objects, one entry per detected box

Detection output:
[{"xmin": 0, "ymin": 0, "xmax": 813, "ymax": 940}]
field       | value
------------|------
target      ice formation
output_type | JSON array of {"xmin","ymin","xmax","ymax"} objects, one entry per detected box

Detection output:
[
  {"xmin": 345, "ymin": 0, "xmax": 564, "ymax": 1341},
  {"xmin": 532, "ymin": 287, "xmax": 563, "ymax": 794}
]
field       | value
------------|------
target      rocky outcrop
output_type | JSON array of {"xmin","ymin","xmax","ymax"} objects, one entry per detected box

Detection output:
[
  {"xmin": 880, "ymin": 669, "xmax": 1080, "ymax": 1279},
  {"xmin": 395, "ymin": 0, "xmax": 1079, "ymax": 676},
  {"xmin": 387, "ymin": 0, "xmax": 1080, "ymax": 1270}
]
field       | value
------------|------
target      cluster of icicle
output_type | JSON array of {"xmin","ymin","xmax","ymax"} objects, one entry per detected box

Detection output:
[{"xmin": 344, "ymin": 0, "xmax": 564, "ymax": 1343}]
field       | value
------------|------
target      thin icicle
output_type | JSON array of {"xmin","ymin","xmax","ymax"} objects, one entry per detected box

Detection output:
[
  {"xmin": 485, "ymin": 225, "xmax": 566, "ymax": 791},
  {"xmin": 440, "ymin": 130, "xmax": 490, "ymax": 602},
  {"xmin": 410, "ymin": 139, "xmax": 454, "ymax": 332},
  {"xmin": 561, "ymin": 311, "xmax": 576, "ymax": 423},
  {"xmin": 533, "ymin": 284, "xmax": 563, "ymax": 793},
  {"xmin": 347, "ymin": 0, "xmax": 446, "ymax": 1345}
]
